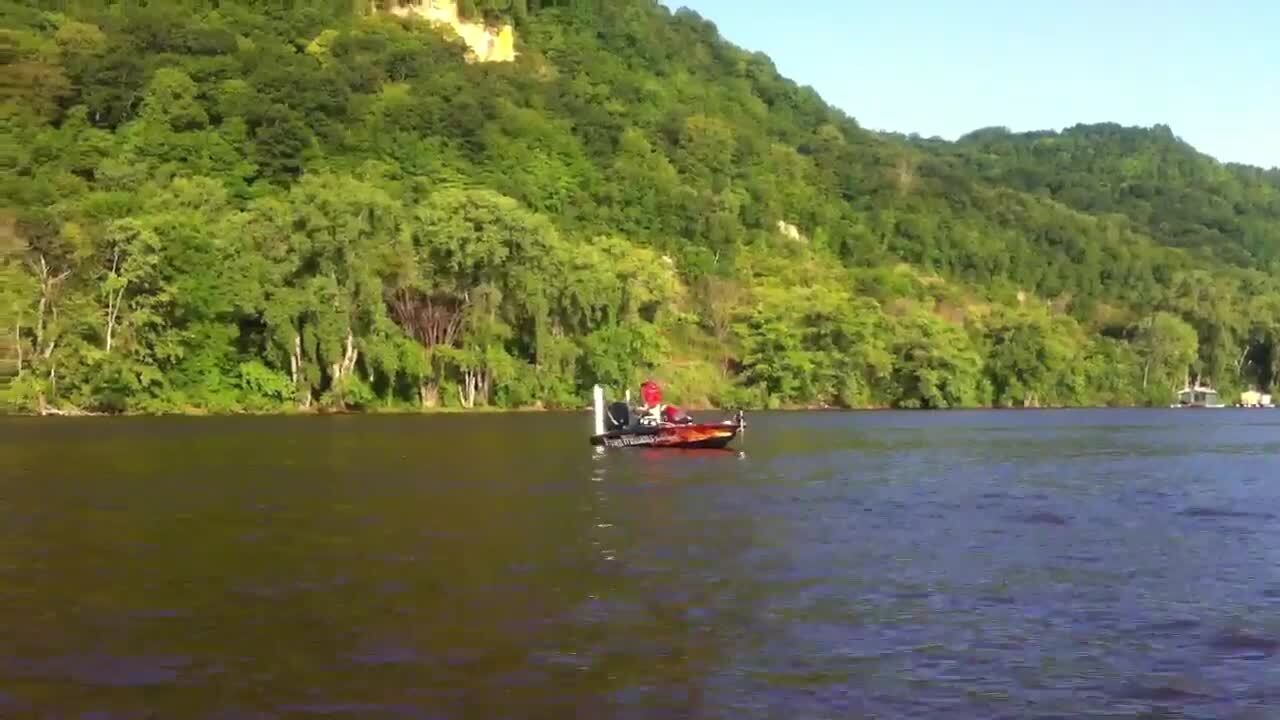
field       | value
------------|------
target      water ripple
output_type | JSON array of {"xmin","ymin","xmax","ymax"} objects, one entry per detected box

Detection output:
[{"xmin": 3, "ymin": 410, "xmax": 1280, "ymax": 717}]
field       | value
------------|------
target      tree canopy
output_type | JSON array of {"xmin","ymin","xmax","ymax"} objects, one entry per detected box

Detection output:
[{"xmin": 2, "ymin": 0, "xmax": 1277, "ymax": 414}]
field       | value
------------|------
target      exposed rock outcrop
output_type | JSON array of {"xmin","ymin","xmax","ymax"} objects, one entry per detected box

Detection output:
[{"xmin": 384, "ymin": 0, "xmax": 515, "ymax": 63}]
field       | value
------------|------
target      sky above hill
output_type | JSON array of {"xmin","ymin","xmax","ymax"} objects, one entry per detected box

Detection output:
[{"xmin": 664, "ymin": 0, "xmax": 1280, "ymax": 169}]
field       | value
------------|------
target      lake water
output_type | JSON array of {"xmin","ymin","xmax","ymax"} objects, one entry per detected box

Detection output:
[{"xmin": 2, "ymin": 409, "xmax": 1279, "ymax": 718}]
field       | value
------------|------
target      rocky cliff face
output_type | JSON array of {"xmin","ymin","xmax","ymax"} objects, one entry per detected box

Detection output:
[{"xmin": 385, "ymin": 0, "xmax": 515, "ymax": 63}]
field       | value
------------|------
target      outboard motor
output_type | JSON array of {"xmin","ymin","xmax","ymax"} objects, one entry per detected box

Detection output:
[{"xmin": 605, "ymin": 401, "xmax": 631, "ymax": 431}]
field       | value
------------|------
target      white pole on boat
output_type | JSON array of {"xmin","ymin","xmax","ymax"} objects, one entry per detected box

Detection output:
[{"xmin": 592, "ymin": 384, "xmax": 605, "ymax": 436}]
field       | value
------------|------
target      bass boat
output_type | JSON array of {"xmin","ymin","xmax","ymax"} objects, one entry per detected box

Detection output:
[{"xmin": 588, "ymin": 385, "xmax": 744, "ymax": 449}]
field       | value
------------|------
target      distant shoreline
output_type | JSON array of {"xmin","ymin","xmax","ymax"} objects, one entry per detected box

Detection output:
[{"xmin": 6, "ymin": 403, "xmax": 1272, "ymax": 419}]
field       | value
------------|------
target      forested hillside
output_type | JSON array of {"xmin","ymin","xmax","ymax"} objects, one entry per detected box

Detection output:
[
  {"xmin": 945, "ymin": 124, "xmax": 1280, "ymax": 271},
  {"xmin": 2, "ymin": 0, "xmax": 1278, "ymax": 414}
]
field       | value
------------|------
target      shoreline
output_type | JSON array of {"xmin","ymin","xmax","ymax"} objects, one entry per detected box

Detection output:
[{"xmin": 4, "ymin": 403, "xmax": 1269, "ymax": 419}]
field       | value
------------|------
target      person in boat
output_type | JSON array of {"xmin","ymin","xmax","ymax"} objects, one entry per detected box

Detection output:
[{"xmin": 638, "ymin": 379, "xmax": 693, "ymax": 425}]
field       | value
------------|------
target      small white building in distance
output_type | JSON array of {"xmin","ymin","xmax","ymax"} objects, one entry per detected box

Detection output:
[{"xmin": 1239, "ymin": 389, "xmax": 1274, "ymax": 407}]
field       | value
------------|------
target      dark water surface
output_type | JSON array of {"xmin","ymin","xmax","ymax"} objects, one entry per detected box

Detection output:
[{"xmin": 3, "ymin": 409, "xmax": 1280, "ymax": 718}]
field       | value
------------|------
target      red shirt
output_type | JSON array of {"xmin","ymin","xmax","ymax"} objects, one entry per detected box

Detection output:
[{"xmin": 641, "ymin": 382, "xmax": 661, "ymax": 407}]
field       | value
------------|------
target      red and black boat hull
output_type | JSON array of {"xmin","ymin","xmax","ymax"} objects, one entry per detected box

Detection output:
[{"xmin": 589, "ymin": 421, "xmax": 742, "ymax": 449}]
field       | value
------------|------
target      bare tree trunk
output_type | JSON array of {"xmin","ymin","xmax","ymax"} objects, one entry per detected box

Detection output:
[
  {"xmin": 30, "ymin": 254, "xmax": 69, "ymax": 370},
  {"xmin": 330, "ymin": 330, "xmax": 359, "ymax": 384},
  {"xmin": 14, "ymin": 321, "xmax": 21, "ymax": 378},
  {"xmin": 290, "ymin": 334, "xmax": 302, "ymax": 388},
  {"xmin": 34, "ymin": 256, "xmax": 50, "ymax": 354},
  {"xmin": 322, "ymin": 330, "xmax": 360, "ymax": 409},
  {"xmin": 40, "ymin": 362, "xmax": 56, "ymax": 415},
  {"xmin": 328, "ymin": 330, "xmax": 360, "ymax": 410},
  {"xmin": 340, "ymin": 330, "xmax": 358, "ymax": 378},
  {"xmin": 35, "ymin": 292, "xmax": 46, "ymax": 355},
  {"xmin": 419, "ymin": 381, "xmax": 439, "ymax": 408},
  {"xmin": 458, "ymin": 370, "xmax": 477, "ymax": 409},
  {"xmin": 105, "ymin": 293, "xmax": 121, "ymax": 352},
  {"xmin": 290, "ymin": 333, "xmax": 310, "ymax": 409},
  {"xmin": 104, "ymin": 247, "xmax": 124, "ymax": 353},
  {"xmin": 37, "ymin": 305, "xmax": 59, "ymax": 414}
]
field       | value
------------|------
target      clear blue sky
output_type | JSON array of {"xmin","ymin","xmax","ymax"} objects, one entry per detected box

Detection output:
[{"xmin": 662, "ymin": 0, "xmax": 1280, "ymax": 169}]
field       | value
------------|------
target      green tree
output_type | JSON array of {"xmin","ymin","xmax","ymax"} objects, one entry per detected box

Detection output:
[
  {"xmin": 1135, "ymin": 312, "xmax": 1199, "ymax": 397},
  {"xmin": 978, "ymin": 309, "xmax": 1083, "ymax": 407},
  {"xmin": 888, "ymin": 313, "xmax": 984, "ymax": 409},
  {"xmin": 3, "ymin": 0, "xmax": 1278, "ymax": 415}
]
